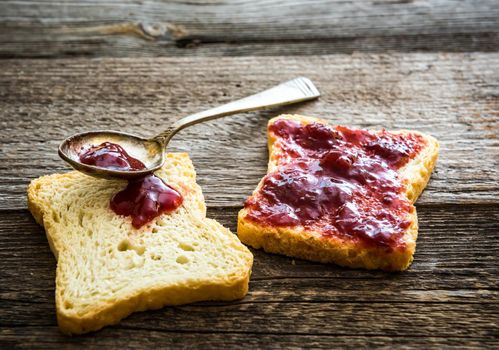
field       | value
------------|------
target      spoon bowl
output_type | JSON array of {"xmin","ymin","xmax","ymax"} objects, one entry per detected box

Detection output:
[
  {"xmin": 59, "ymin": 130, "xmax": 164, "ymax": 179},
  {"xmin": 59, "ymin": 77, "xmax": 320, "ymax": 179}
]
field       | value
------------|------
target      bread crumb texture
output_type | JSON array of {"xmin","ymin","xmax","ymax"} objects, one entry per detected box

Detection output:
[{"xmin": 28, "ymin": 153, "xmax": 253, "ymax": 334}]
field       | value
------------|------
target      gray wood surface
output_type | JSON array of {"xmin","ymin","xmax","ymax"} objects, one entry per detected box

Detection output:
[
  {"xmin": 0, "ymin": 206, "xmax": 498, "ymax": 348},
  {"xmin": 1, "ymin": 54, "xmax": 498, "ymax": 208},
  {"xmin": 2, "ymin": 0, "xmax": 499, "ymax": 347},
  {"xmin": 0, "ymin": 54, "xmax": 498, "ymax": 348},
  {"xmin": 1, "ymin": 0, "xmax": 499, "ymax": 58}
]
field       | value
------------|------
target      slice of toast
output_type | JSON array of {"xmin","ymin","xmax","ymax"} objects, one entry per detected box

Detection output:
[
  {"xmin": 28, "ymin": 153, "xmax": 253, "ymax": 334},
  {"xmin": 238, "ymin": 115, "xmax": 439, "ymax": 271}
]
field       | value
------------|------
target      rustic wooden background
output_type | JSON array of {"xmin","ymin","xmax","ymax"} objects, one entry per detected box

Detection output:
[{"xmin": 1, "ymin": 1, "xmax": 498, "ymax": 349}]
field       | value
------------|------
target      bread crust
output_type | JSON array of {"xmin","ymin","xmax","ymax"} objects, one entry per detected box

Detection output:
[
  {"xmin": 55, "ymin": 273, "xmax": 251, "ymax": 335},
  {"xmin": 238, "ymin": 115, "xmax": 439, "ymax": 271},
  {"xmin": 28, "ymin": 153, "xmax": 253, "ymax": 334}
]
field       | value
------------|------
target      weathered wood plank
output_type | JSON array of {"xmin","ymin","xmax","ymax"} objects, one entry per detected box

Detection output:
[
  {"xmin": 1, "ymin": 205, "xmax": 497, "ymax": 310},
  {"xmin": 2, "ymin": 328, "xmax": 497, "ymax": 349},
  {"xmin": 1, "ymin": 298, "xmax": 497, "ymax": 337},
  {"xmin": 0, "ymin": 0, "xmax": 498, "ymax": 58},
  {"xmin": 0, "ymin": 206, "xmax": 499, "ymax": 348},
  {"xmin": 1, "ymin": 26, "xmax": 499, "ymax": 59},
  {"xmin": 1, "ymin": 54, "xmax": 498, "ymax": 208},
  {"xmin": 0, "ymin": 201, "xmax": 497, "ymax": 346}
]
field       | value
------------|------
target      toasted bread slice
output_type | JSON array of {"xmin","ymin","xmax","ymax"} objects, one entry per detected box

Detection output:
[
  {"xmin": 238, "ymin": 115, "xmax": 438, "ymax": 271},
  {"xmin": 28, "ymin": 153, "xmax": 253, "ymax": 334}
]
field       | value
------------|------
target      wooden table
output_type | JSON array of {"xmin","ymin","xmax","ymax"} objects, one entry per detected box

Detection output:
[{"xmin": 1, "ymin": 1, "xmax": 498, "ymax": 349}]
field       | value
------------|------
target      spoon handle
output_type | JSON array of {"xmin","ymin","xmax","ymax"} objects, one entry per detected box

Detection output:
[{"xmin": 152, "ymin": 77, "xmax": 320, "ymax": 145}]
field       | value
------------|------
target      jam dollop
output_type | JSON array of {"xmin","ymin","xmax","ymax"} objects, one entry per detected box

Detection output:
[
  {"xmin": 244, "ymin": 119, "xmax": 425, "ymax": 249},
  {"xmin": 79, "ymin": 142, "xmax": 146, "ymax": 171},
  {"xmin": 78, "ymin": 142, "xmax": 183, "ymax": 228},
  {"xmin": 110, "ymin": 175, "xmax": 183, "ymax": 229}
]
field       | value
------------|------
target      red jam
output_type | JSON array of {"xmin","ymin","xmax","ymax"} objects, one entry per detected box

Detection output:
[
  {"xmin": 78, "ymin": 142, "xmax": 183, "ymax": 228},
  {"xmin": 79, "ymin": 142, "xmax": 146, "ymax": 171},
  {"xmin": 110, "ymin": 175, "xmax": 183, "ymax": 229},
  {"xmin": 244, "ymin": 119, "xmax": 425, "ymax": 249}
]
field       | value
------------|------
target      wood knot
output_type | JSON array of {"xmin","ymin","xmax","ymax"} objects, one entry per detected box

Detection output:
[
  {"xmin": 139, "ymin": 22, "xmax": 188, "ymax": 40},
  {"xmin": 140, "ymin": 22, "xmax": 168, "ymax": 38}
]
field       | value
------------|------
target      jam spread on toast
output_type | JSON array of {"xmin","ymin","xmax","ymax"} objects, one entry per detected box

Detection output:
[
  {"xmin": 79, "ymin": 142, "xmax": 183, "ymax": 228},
  {"xmin": 244, "ymin": 119, "xmax": 425, "ymax": 249}
]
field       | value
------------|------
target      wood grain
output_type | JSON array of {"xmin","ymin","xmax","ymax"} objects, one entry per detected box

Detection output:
[
  {"xmin": 0, "ymin": 53, "xmax": 498, "ymax": 347},
  {"xmin": 1, "ymin": 54, "xmax": 498, "ymax": 209},
  {"xmin": 0, "ymin": 205, "xmax": 497, "ymax": 347},
  {"xmin": 2, "ymin": 205, "xmax": 498, "ymax": 302},
  {"xmin": 2, "ymin": 329, "xmax": 497, "ymax": 349},
  {"xmin": 1, "ymin": 0, "xmax": 498, "ymax": 58}
]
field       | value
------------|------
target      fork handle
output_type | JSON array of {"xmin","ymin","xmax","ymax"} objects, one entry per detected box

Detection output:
[{"xmin": 152, "ymin": 77, "xmax": 320, "ymax": 146}]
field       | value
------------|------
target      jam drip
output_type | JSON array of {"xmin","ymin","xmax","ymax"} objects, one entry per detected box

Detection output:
[
  {"xmin": 79, "ymin": 142, "xmax": 146, "ymax": 171},
  {"xmin": 244, "ymin": 119, "xmax": 425, "ymax": 249},
  {"xmin": 111, "ymin": 175, "xmax": 183, "ymax": 229},
  {"xmin": 78, "ymin": 142, "xmax": 183, "ymax": 228}
]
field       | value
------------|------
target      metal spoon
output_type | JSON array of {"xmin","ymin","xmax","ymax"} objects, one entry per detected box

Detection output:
[{"xmin": 59, "ymin": 77, "xmax": 320, "ymax": 179}]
